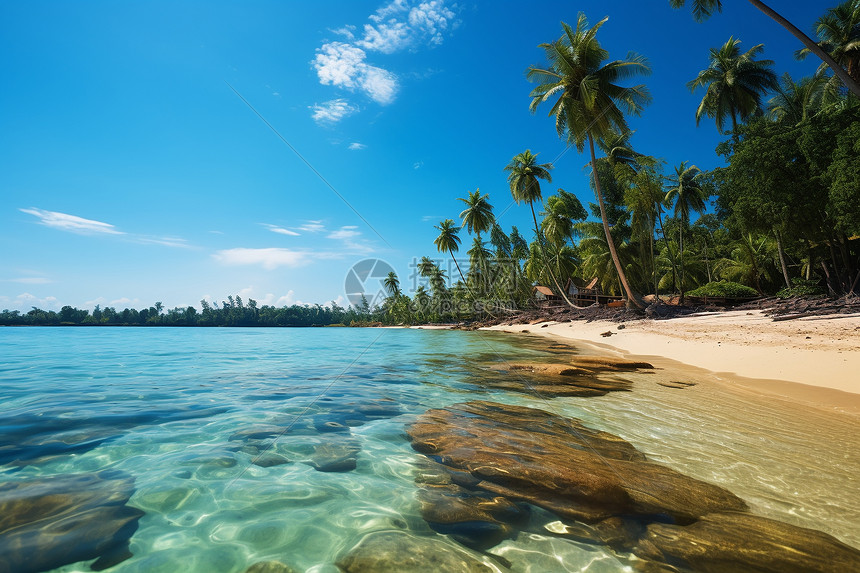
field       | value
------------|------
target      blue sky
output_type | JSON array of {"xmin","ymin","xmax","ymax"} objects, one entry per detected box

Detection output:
[{"xmin": 0, "ymin": 1, "xmax": 828, "ymax": 312}]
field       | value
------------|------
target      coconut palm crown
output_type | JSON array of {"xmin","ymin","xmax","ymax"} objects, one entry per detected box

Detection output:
[
  {"xmin": 526, "ymin": 14, "xmax": 651, "ymax": 152},
  {"xmin": 457, "ymin": 189, "xmax": 495, "ymax": 239},
  {"xmin": 688, "ymin": 37, "xmax": 778, "ymax": 135}
]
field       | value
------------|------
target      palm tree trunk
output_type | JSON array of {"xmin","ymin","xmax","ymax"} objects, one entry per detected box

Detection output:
[
  {"xmin": 679, "ymin": 221, "xmax": 686, "ymax": 304},
  {"xmin": 774, "ymin": 229, "xmax": 791, "ymax": 288},
  {"xmin": 530, "ymin": 204, "xmax": 576, "ymax": 307},
  {"xmin": 651, "ymin": 214, "xmax": 658, "ymax": 298},
  {"xmin": 449, "ymin": 251, "xmax": 467, "ymax": 286},
  {"xmin": 656, "ymin": 209, "xmax": 679, "ymax": 294},
  {"xmin": 746, "ymin": 0, "xmax": 860, "ymax": 98},
  {"xmin": 588, "ymin": 133, "xmax": 644, "ymax": 309}
]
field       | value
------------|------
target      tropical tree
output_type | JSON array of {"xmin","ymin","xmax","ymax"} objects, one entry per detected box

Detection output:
[
  {"xmin": 527, "ymin": 14, "xmax": 651, "ymax": 308},
  {"xmin": 383, "ymin": 271, "xmax": 400, "ymax": 297},
  {"xmin": 542, "ymin": 190, "xmax": 587, "ymax": 248},
  {"xmin": 433, "ymin": 219, "xmax": 467, "ymax": 285},
  {"xmin": 670, "ymin": 0, "xmax": 860, "ymax": 98},
  {"xmin": 767, "ymin": 71, "xmax": 830, "ymax": 125},
  {"xmin": 687, "ymin": 37, "xmax": 778, "ymax": 137},
  {"xmin": 458, "ymin": 189, "xmax": 495, "ymax": 240},
  {"xmin": 796, "ymin": 0, "xmax": 860, "ymax": 87},
  {"xmin": 664, "ymin": 161, "xmax": 708, "ymax": 302},
  {"xmin": 504, "ymin": 149, "xmax": 573, "ymax": 305}
]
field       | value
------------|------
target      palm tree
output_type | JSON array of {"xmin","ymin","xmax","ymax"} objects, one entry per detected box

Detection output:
[
  {"xmin": 688, "ymin": 37, "xmax": 778, "ymax": 138},
  {"xmin": 670, "ymin": 0, "xmax": 860, "ymax": 98},
  {"xmin": 767, "ymin": 71, "xmax": 830, "ymax": 125},
  {"xmin": 527, "ymin": 15, "xmax": 651, "ymax": 308},
  {"xmin": 664, "ymin": 162, "xmax": 708, "ymax": 303},
  {"xmin": 622, "ymin": 157, "xmax": 666, "ymax": 296},
  {"xmin": 458, "ymin": 189, "xmax": 495, "ymax": 240},
  {"xmin": 797, "ymin": 1, "xmax": 860, "ymax": 88},
  {"xmin": 433, "ymin": 219, "xmax": 467, "ymax": 285},
  {"xmin": 383, "ymin": 271, "xmax": 400, "ymax": 297},
  {"xmin": 542, "ymin": 190, "xmax": 586, "ymax": 248},
  {"xmin": 504, "ymin": 150, "xmax": 573, "ymax": 305}
]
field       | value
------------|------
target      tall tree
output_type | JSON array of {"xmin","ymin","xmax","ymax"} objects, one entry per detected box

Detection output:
[
  {"xmin": 527, "ymin": 14, "xmax": 651, "ymax": 308},
  {"xmin": 433, "ymin": 219, "xmax": 467, "ymax": 285},
  {"xmin": 458, "ymin": 189, "xmax": 495, "ymax": 240},
  {"xmin": 504, "ymin": 150, "xmax": 573, "ymax": 305},
  {"xmin": 670, "ymin": 0, "xmax": 860, "ymax": 97},
  {"xmin": 664, "ymin": 161, "xmax": 708, "ymax": 302},
  {"xmin": 688, "ymin": 37, "xmax": 778, "ymax": 138}
]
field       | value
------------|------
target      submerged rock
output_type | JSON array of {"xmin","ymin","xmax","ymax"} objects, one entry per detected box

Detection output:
[
  {"xmin": 633, "ymin": 511, "xmax": 860, "ymax": 572},
  {"xmin": 308, "ymin": 441, "xmax": 360, "ymax": 472},
  {"xmin": 243, "ymin": 560, "xmax": 298, "ymax": 573},
  {"xmin": 407, "ymin": 401, "xmax": 860, "ymax": 571},
  {"xmin": 0, "ymin": 470, "xmax": 144, "ymax": 573},
  {"xmin": 409, "ymin": 400, "xmax": 746, "ymax": 524},
  {"xmin": 484, "ymin": 356, "xmax": 651, "ymax": 398},
  {"xmin": 336, "ymin": 530, "xmax": 497, "ymax": 573}
]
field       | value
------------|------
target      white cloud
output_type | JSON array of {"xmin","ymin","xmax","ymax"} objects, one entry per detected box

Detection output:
[
  {"xmin": 348, "ymin": 142, "xmax": 366, "ymax": 150},
  {"xmin": 213, "ymin": 248, "xmax": 312, "ymax": 270},
  {"xmin": 327, "ymin": 225, "xmax": 361, "ymax": 240},
  {"xmin": 312, "ymin": 43, "xmax": 398, "ymax": 105},
  {"xmin": 310, "ymin": 98, "xmax": 359, "ymax": 124},
  {"xmin": 332, "ymin": 25, "xmax": 357, "ymax": 40},
  {"xmin": 136, "ymin": 236, "xmax": 193, "ymax": 248},
  {"xmin": 413, "ymin": 161, "xmax": 424, "ymax": 169},
  {"xmin": 408, "ymin": 0, "xmax": 456, "ymax": 45},
  {"xmin": 262, "ymin": 223, "xmax": 300, "ymax": 236},
  {"xmin": 21, "ymin": 207, "xmax": 124, "ymax": 235},
  {"xmin": 297, "ymin": 220, "xmax": 326, "ymax": 233},
  {"xmin": 110, "ymin": 297, "xmax": 139, "ymax": 306},
  {"xmin": 357, "ymin": 20, "xmax": 411, "ymax": 54},
  {"xmin": 12, "ymin": 293, "xmax": 60, "ymax": 310},
  {"xmin": 311, "ymin": 1, "xmax": 458, "ymax": 113}
]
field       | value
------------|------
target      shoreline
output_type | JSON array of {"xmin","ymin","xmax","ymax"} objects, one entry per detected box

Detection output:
[{"xmin": 482, "ymin": 309, "xmax": 860, "ymax": 412}]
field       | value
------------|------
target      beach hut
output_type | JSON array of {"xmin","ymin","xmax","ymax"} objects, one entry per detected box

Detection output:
[
  {"xmin": 532, "ymin": 285, "xmax": 560, "ymax": 306},
  {"xmin": 565, "ymin": 277, "xmax": 601, "ymax": 306}
]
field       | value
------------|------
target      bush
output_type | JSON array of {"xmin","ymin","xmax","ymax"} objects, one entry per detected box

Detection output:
[
  {"xmin": 687, "ymin": 281, "xmax": 759, "ymax": 298},
  {"xmin": 776, "ymin": 278, "xmax": 825, "ymax": 299}
]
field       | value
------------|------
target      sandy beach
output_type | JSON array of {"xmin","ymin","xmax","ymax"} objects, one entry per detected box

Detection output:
[{"xmin": 483, "ymin": 309, "xmax": 860, "ymax": 408}]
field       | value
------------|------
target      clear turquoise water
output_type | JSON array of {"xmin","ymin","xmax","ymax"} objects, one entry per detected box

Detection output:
[{"xmin": 1, "ymin": 327, "xmax": 858, "ymax": 572}]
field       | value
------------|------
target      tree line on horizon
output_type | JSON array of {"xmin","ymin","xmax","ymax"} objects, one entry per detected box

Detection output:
[
  {"xmin": 0, "ymin": 296, "xmax": 375, "ymax": 327},
  {"xmin": 376, "ymin": 1, "xmax": 860, "ymax": 324}
]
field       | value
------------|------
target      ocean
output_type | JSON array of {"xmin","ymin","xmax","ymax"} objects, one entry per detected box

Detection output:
[{"xmin": 1, "ymin": 327, "xmax": 857, "ymax": 572}]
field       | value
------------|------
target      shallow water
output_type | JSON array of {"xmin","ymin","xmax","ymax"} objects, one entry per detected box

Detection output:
[{"xmin": 0, "ymin": 327, "xmax": 857, "ymax": 572}]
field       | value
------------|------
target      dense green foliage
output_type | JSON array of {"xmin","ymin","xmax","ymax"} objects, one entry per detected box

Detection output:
[
  {"xmin": 687, "ymin": 281, "xmax": 759, "ymax": 298},
  {"xmin": 776, "ymin": 279, "xmax": 827, "ymax": 299},
  {"xmin": 0, "ymin": 298, "xmax": 373, "ymax": 327}
]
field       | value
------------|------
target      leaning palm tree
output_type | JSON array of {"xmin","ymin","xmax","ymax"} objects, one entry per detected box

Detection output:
[
  {"xmin": 670, "ymin": 0, "xmax": 860, "ymax": 97},
  {"xmin": 664, "ymin": 162, "xmax": 708, "ymax": 303},
  {"xmin": 433, "ymin": 219, "xmax": 467, "ymax": 285},
  {"xmin": 504, "ymin": 149, "xmax": 573, "ymax": 305},
  {"xmin": 458, "ymin": 189, "xmax": 495, "ymax": 240},
  {"xmin": 797, "ymin": 1, "xmax": 860, "ymax": 89},
  {"xmin": 527, "ymin": 14, "xmax": 651, "ymax": 308},
  {"xmin": 688, "ymin": 37, "xmax": 778, "ymax": 138}
]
